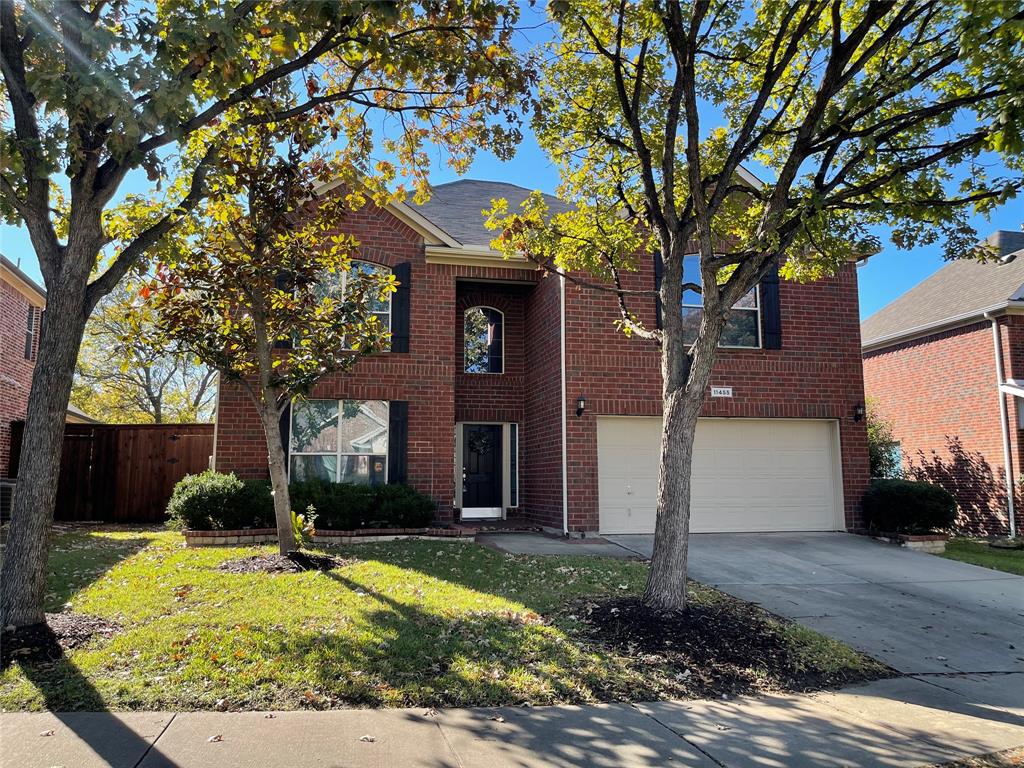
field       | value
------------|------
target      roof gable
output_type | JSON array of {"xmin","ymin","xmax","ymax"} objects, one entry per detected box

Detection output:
[{"xmin": 410, "ymin": 180, "xmax": 573, "ymax": 246}]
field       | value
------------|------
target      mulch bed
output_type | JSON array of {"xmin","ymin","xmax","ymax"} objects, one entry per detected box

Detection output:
[
  {"xmin": 567, "ymin": 594, "xmax": 891, "ymax": 697},
  {"xmin": 1, "ymin": 612, "xmax": 119, "ymax": 668},
  {"xmin": 217, "ymin": 551, "xmax": 354, "ymax": 574}
]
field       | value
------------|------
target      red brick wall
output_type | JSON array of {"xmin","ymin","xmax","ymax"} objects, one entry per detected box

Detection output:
[
  {"xmin": 454, "ymin": 283, "xmax": 528, "ymax": 425},
  {"xmin": 522, "ymin": 275, "xmax": 564, "ymax": 530},
  {"xmin": 563, "ymin": 261, "xmax": 870, "ymax": 532},
  {"xmin": 213, "ymin": 198, "xmax": 869, "ymax": 532},
  {"xmin": 212, "ymin": 202, "xmax": 547, "ymax": 522},
  {"xmin": 1, "ymin": 275, "xmax": 41, "ymax": 478},
  {"xmin": 863, "ymin": 317, "xmax": 1022, "ymax": 535}
]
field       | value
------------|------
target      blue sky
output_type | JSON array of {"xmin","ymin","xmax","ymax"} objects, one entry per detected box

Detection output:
[
  {"xmin": 2, "ymin": 7, "xmax": 1021, "ymax": 322},
  {"xmin": 3, "ymin": 128, "xmax": 1019, "ymax": 320}
]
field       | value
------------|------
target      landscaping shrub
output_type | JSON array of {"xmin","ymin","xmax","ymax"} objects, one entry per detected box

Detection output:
[
  {"xmin": 168, "ymin": 473, "xmax": 438, "ymax": 531},
  {"xmin": 238, "ymin": 480, "xmax": 275, "ymax": 523},
  {"xmin": 166, "ymin": 471, "xmax": 273, "ymax": 530},
  {"xmin": 373, "ymin": 483, "xmax": 436, "ymax": 528},
  {"xmin": 861, "ymin": 478, "xmax": 957, "ymax": 533},
  {"xmin": 289, "ymin": 479, "xmax": 436, "ymax": 530},
  {"xmin": 290, "ymin": 479, "xmax": 374, "ymax": 531},
  {"xmin": 866, "ymin": 398, "xmax": 903, "ymax": 479}
]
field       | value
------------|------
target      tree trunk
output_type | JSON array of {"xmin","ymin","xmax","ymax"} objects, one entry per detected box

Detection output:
[
  {"xmin": 259, "ymin": 400, "xmax": 295, "ymax": 556},
  {"xmin": 1, "ymin": 277, "xmax": 90, "ymax": 627},
  {"xmin": 642, "ymin": 387, "xmax": 702, "ymax": 611},
  {"xmin": 642, "ymin": 243, "xmax": 725, "ymax": 612}
]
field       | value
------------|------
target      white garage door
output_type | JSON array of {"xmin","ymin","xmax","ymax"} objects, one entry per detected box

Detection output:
[{"xmin": 597, "ymin": 417, "xmax": 842, "ymax": 534}]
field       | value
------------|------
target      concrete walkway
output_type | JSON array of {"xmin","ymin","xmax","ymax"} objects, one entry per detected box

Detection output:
[{"xmin": 4, "ymin": 676, "xmax": 1024, "ymax": 768}]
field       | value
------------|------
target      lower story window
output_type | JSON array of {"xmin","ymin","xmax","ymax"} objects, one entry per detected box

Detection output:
[{"xmin": 290, "ymin": 399, "xmax": 388, "ymax": 485}]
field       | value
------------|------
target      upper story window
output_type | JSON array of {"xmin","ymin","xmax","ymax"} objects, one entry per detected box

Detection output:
[
  {"xmin": 24, "ymin": 306, "xmax": 38, "ymax": 360},
  {"xmin": 316, "ymin": 261, "xmax": 392, "ymax": 347},
  {"xmin": 464, "ymin": 306, "xmax": 504, "ymax": 374},
  {"xmin": 681, "ymin": 255, "xmax": 761, "ymax": 348}
]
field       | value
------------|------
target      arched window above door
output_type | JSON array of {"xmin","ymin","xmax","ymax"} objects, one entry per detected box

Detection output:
[{"xmin": 464, "ymin": 306, "xmax": 504, "ymax": 374}]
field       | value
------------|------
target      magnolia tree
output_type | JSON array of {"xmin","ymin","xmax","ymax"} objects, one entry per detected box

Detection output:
[
  {"xmin": 488, "ymin": 0, "xmax": 1024, "ymax": 611},
  {"xmin": 146, "ymin": 121, "xmax": 393, "ymax": 554},
  {"xmin": 0, "ymin": 0, "xmax": 529, "ymax": 627}
]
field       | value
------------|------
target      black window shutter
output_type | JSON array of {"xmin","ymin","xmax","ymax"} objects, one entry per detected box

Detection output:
[
  {"xmin": 273, "ymin": 271, "xmax": 292, "ymax": 349},
  {"xmin": 387, "ymin": 401, "xmax": 409, "ymax": 484},
  {"xmin": 391, "ymin": 262, "xmax": 411, "ymax": 353},
  {"xmin": 279, "ymin": 402, "xmax": 291, "ymax": 459},
  {"xmin": 760, "ymin": 262, "xmax": 782, "ymax": 349},
  {"xmin": 653, "ymin": 253, "xmax": 664, "ymax": 329}
]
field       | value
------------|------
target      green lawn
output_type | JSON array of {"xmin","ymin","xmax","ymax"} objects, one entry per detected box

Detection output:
[
  {"xmin": 1, "ymin": 528, "xmax": 885, "ymax": 711},
  {"xmin": 939, "ymin": 538, "xmax": 1024, "ymax": 576}
]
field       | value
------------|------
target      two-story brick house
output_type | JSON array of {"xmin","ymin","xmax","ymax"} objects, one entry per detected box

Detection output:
[
  {"xmin": 1, "ymin": 255, "xmax": 46, "ymax": 489},
  {"xmin": 862, "ymin": 230, "xmax": 1024, "ymax": 537},
  {"xmin": 212, "ymin": 180, "xmax": 870, "ymax": 535}
]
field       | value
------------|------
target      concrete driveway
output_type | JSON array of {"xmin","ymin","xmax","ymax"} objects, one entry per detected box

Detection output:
[{"xmin": 607, "ymin": 532, "xmax": 1024, "ymax": 716}]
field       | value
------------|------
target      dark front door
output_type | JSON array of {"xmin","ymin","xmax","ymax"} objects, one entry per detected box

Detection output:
[{"xmin": 463, "ymin": 424, "xmax": 502, "ymax": 509}]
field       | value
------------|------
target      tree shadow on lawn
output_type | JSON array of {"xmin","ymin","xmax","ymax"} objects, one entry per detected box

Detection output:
[
  {"xmin": 28, "ymin": 528, "xmax": 160, "ymax": 610},
  {"xmin": 2, "ymin": 528, "xmax": 182, "ymax": 765},
  {"xmin": 274, "ymin": 568, "xmax": 650, "ymax": 708},
  {"xmin": 4, "ymin": 626, "xmax": 183, "ymax": 767},
  {"xmin": 248, "ymin": 566, "xmax": 869, "ymax": 710}
]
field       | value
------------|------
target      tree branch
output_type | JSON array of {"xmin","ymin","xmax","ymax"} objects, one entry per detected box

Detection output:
[{"xmin": 86, "ymin": 141, "xmax": 221, "ymax": 309}]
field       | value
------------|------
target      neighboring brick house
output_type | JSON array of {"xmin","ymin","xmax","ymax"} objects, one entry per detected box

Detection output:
[
  {"xmin": 213, "ymin": 179, "xmax": 870, "ymax": 535},
  {"xmin": 1, "ymin": 254, "xmax": 45, "ymax": 489},
  {"xmin": 1, "ymin": 255, "xmax": 97, "ymax": 514},
  {"xmin": 862, "ymin": 230, "xmax": 1024, "ymax": 536}
]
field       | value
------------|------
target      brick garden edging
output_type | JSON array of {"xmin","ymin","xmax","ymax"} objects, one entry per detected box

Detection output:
[
  {"xmin": 182, "ymin": 527, "xmax": 478, "ymax": 547},
  {"xmin": 183, "ymin": 529, "xmax": 278, "ymax": 547},
  {"xmin": 852, "ymin": 529, "xmax": 949, "ymax": 554},
  {"xmin": 314, "ymin": 527, "xmax": 477, "ymax": 545}
]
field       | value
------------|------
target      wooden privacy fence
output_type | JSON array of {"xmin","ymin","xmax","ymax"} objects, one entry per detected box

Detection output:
[{"xmin": 9, "ymin": 423, "xmax": 214, "ymax": 522}]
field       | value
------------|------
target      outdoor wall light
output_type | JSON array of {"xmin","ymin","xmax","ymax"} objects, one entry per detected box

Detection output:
[
  {"xmin": 853, "ymin": 403, "xmax": 866, "ymax": 422},
  {"xmin": 576, "ymin": 395, "xmax": 587, "ymax": 417}
]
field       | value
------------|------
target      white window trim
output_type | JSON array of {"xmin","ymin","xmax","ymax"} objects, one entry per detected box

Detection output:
[
  {"xmin": 463, "ymin": 305, "xmax": 505, "ymax": 375},
  {"xmin": 288, "ymin": 399, "xmax": 389, "ymax": 484},
  {"xmin": 682, "ymin": 257, "xmax": 762, "ymax": 349}
]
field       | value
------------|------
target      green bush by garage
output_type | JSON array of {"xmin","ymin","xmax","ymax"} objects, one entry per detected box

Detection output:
[
  {"xmin": 166, "ymin": 470, "xmax": 436, "ymax": 531},
  {"xmin": 861, "ymin": 478, "xmax": 957, "ymax": 534}
]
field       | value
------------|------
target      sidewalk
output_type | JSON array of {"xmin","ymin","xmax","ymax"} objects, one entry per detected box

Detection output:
[{"xmin": 3, "ymin": 676, "xmax": 1022, "ymax": 767}]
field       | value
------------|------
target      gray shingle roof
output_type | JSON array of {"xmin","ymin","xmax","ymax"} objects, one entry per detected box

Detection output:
[
  {"xmin": 861, "ymin": 231, "xmax": 1024, "ymax": 347},
  {"xmin": 411, "ymin": 180, "xmax": 573, "ymax": 245}
]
